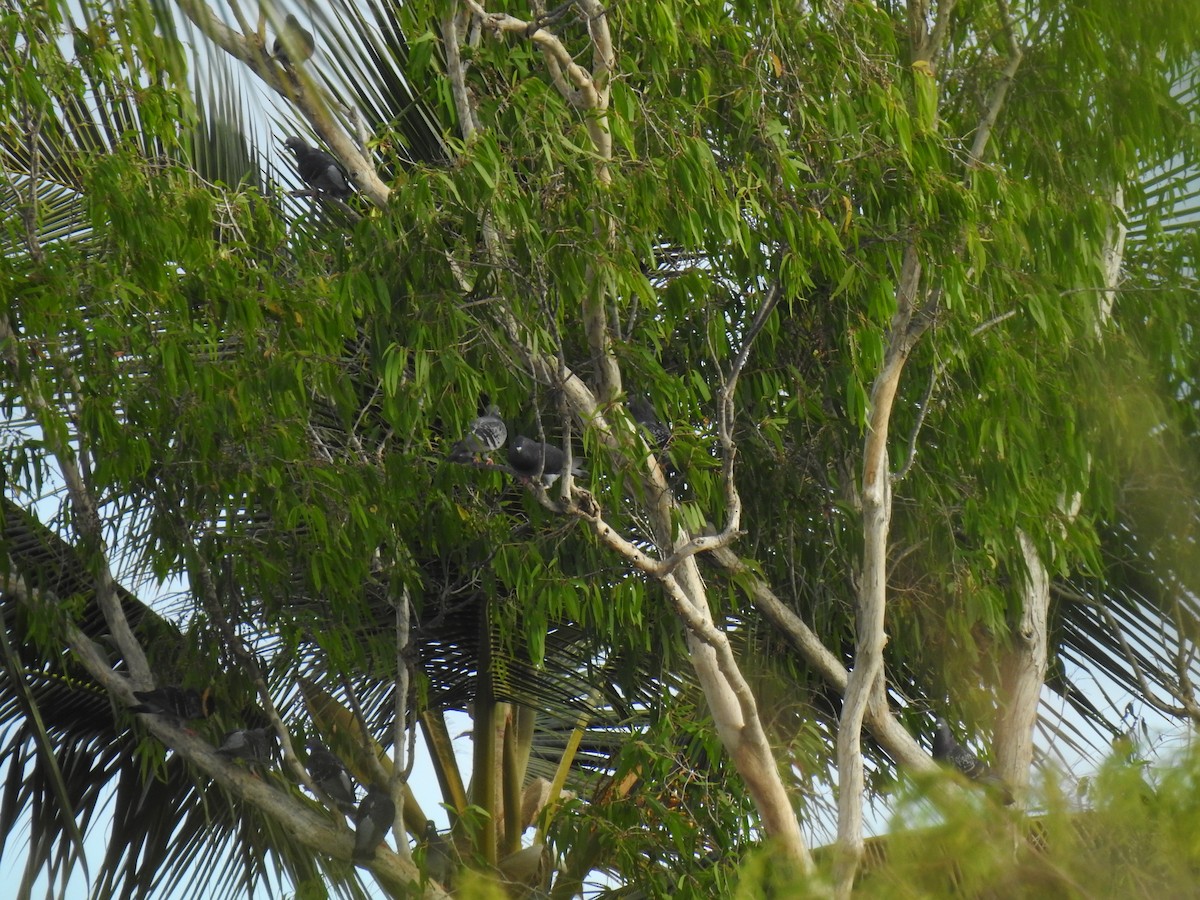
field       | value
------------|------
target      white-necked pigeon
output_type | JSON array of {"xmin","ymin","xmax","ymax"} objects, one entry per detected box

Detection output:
[
  {"xmin": 353, "ymin": 785, "xmax": 396, "ymax": 861},
  {"xmin": 507, "ymin": 434, "xmax": 586, "ymax": 486}
]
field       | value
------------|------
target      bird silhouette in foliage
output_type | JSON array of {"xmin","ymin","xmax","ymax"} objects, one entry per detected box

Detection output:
[
  {"xmin": 131, "ymin": 686, "xmax": 214, "ymax": 731},
  {"xmin": 305, "ymin": 739, "xmax": 357, "ymax": 815},
  {"xmin": 353, "ymin": 786, "xmax": 396, "ymax": 861},
  {"xmin": 448, "ymin": 404, "xmax": 507, "ymax": 464},
  {"xmin": 273, "ymin": 14, "xmax": 314, "ymax": 66},
  {"xmin": 217, "ymin": 726, "xmax": 279, "ymax": 770},
  {"xmin": 285, "ymin": 137, "xmax": 352, "ymax": 199},
  {"xmin": 933, "ymin": 717, "xmax": 1014, "ymax": 804},
  {"xmin": 507, "ymin": 435, "xmax": 586, "ymax": 486}
]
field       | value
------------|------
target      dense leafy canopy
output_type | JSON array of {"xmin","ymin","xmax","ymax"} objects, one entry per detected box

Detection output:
[{"xmin": 0, "ymin": 0, "xmax": 1198, "ymax": 896}]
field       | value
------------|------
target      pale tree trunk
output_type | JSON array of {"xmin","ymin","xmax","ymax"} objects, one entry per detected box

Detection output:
[
  {"xmin": 834, "ymin": 247, "xmax": 930, "ymax": 897},
  {"xmin": 991, "ymin": 185, "xmax": 1126, "ymax": 794},
  {"xmin": 993, "ymin": 529, "xmax": 1050, "ymax": 787}
]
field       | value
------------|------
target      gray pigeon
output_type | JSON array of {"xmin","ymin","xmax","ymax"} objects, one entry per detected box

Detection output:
[
  {"xmin": 273, "ymin": 14, "xmax": 315, "ymax": 65},
  {"xmin": 933, "ymin": 718, "xmax": 1013, "ymax": 803},
  {"xmin": 421, "ymin": 819, "xmax": 456, "ymax": 885},
  {"xmin": 507, "ymin": 435, "xmax": 586, "ymax": 486},
  {"xmin": 131, "ymin": 686, "xmax": 214, "ymax": 729},
  {"xmin": 448, "ymin": 404, "xmax": 507, "ymax": 463},
  {"xmin": 353, "ymin": 785, "xmax": 396, "ymax": 861},
  {"xmin": 285, "ymin": 137, "xmax": 352, "ymax": 198},
  {"xmin": 306, "ymin": 739, "xmax": 357, "ymax": 814},
  {"xmin": 217, "ymin": 726, "xmax": 279, "ymax": 769},
  {"xmin": 628, "ymin": 395, "xmax": 671, "ymax": 449}
]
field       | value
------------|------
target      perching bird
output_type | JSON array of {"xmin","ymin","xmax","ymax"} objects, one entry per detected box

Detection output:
[
  {"xmin": 448, "ymin": 404, "xmax": 508, "ymax": 463},
  {"xmin": 628, "ymin": 395, "xmax": 671, "ymax": 449},
  {"xmin": 273, "ymin": 14, "xmax": 315, "ymax": 66},
  {"xmin": 131, "ymin": 686, "xmax": 214, "ymax": 728},
  {"xmin": 421, "ymin": 819, "xmax": 456, "ymax": 885},
  {"xmin": 507, "ymin": 435, "xmax": 586, "ymax": 486},
  {"xmin": 217, "ymin": 727, "xmax": 279, "ymax": 768},
  {"xmin": 933, "ymin": 717, "xmax": 1013, "ymax": 803},
  {"xmin": 306, "ymin": 739, "xmax": 357, "ymax": 814},
  {"xmin": 284, "ymin": 137, "xmax": 352, "ymax": 198},
  {"xmin": 353, "ymin": 786, "xmax": 396, "ymax": 861}
]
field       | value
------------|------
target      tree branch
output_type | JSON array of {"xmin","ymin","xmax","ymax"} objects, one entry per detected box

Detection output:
[
  {"xmin": 441, "ymin": 2, "xmax": 479, "ymax": 140},
  {"xmin": 967, "ymin": 0, "xmax": 1023, "ymax": 167},
  {"xmin": 835, "ymin": 244, "xmax": 925, "ymax": 897},
  {"xmin": 0, "ymin": 315, "xmax": 152, "ymax": 688}
]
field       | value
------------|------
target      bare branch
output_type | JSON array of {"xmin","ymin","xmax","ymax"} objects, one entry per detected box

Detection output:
[
  {"xmin": 914, "ymin": 0, "xmax": 959, "ymax": 63},
  {"xmin": 835, "ymin": 245, "xmax": 926, "ymax": 896},
  {"xmin": 967, "ymin": 0, "xmax": 1023, "ymax": 167},
  {"xmin": 441, "ymin": 2, "xmax": 479, "ymax": 141}
]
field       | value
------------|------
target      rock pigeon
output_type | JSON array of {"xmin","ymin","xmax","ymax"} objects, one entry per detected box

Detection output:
[
  {"xmin": 217, "ymin": 726, "xmax": 279, "ymax": 768},
  {"xmin": 507, "ymin": 435, "xmax": 586, "ymax": 486},
  {"xmin": 448, "ymin": 404, "xmax": 507, "ymax": 464},
  {"xmin": 353, "ymin": 785, "xmax": 396, "ymax": 861},
  {"xmin": 131, "ymin": 686, "xmax": 214, "ymax": 728},
  {"xmin": 628, "ymin": 395, "xmax": 671, "ymax": 449},
  {"xmin": 933, "ymin": 717, "xmax": 1013, "ymax": 803},
  {"xmin": 306, "ymin": 739, "xmax": 357, "ymax": 814},
  {"xmin": 421, "ymin": 820, "xmax": 456, "ymax": 885},
  {"xmin": 284, "ymin": 137, "xmax": 352, "ymax": 199},
  {"xmin": 273, "ymin": 14, "xmax": 315, "ymax": 66}
]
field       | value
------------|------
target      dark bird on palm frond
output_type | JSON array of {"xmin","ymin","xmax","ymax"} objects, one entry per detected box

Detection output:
[
  {"xmin": 507, "ymin": 435, "xmax": 586, "ymax": 486},
  {"xmin": 353, "ymin": 786, "xmax": 396, "ymax": 861},
  {"xmin": 285, "ymin": 137, "xmax": 352, "ymax": 198},
  {"xmin": 306, "ymin": 739, "xmax": 357, "ymax": 814},
  {"xmin": 131, "ymin": 686, "xmax": 214, "ymax": 728},
  {"xmin": 933, "ymin": 717, "xmax": 1014, "ymax": 804},
  {"xmin": 448, "ymin": 404, "xmax": 507, "ymax": 464},
  {"xmin": 217, "ymin": 726, "xmax": 279, "ymax": 768},
  {"xmin": 273, "ymin": 14, "xmax": 315, "ymax": 66}
]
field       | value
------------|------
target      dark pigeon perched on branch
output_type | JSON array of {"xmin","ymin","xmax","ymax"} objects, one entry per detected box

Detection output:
[
  {"xmin": 306, "ymin": 739, "xmax": 357, "ymax": 814},
  {"xmin": 933, "ymin": 717, "xmax": 1014, "ymax": 804},
  {"xmin": 217, "ymin": 726, "xmax": 279, "ymax": 769},
  {"xmin": 628, "ymin": 395, "xmax": 671, "ymax": 449},
  {"xmin": 507, "ymin": 434, "xmax": 586, "ymax": 486},
  {"xmin": 131, "ymin": 686, "xmax": 214, "ymax": 728},
  {"xmin": 353, "ymin": 785, "xmax": 396, "ymax": 861},
  {"xmin": 628, "ymin": 393, "xmax": 682, "ymax": 486},
  {"xmin": 284, "ymin": 137, "xmax": 352, "ymax": 198},
  {"xmin": 448, "ymin": 404, "xmax": 507, "ymax": 464},
  {"xmin": 273, "ymin": 14, "xmax": 315, "ymax": 66},
  {"xmin": 421, "ymin": 819, "xmax": 456, "ymax": 885}
]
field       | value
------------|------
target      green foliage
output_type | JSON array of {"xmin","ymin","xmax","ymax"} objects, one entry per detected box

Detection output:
[
  {"xmin": 0, "ymin": 0, "xmax": 1198, "ymax": 895},
  {"xmin": 850, "ymin": 746, "xmax": 1200, "ymax": 899}
]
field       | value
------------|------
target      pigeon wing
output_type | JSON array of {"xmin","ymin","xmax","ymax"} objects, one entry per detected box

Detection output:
[{"xmin": 469, "ymin": 408, "xmax": 507, "ymax": 452}]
